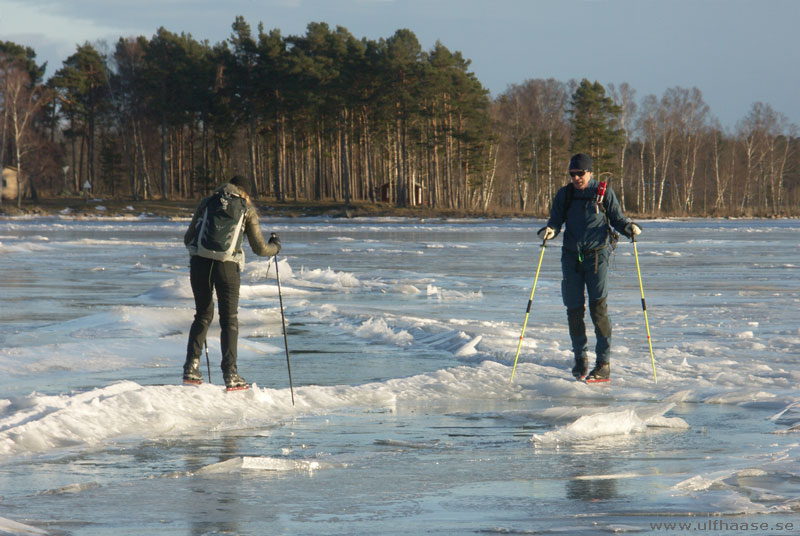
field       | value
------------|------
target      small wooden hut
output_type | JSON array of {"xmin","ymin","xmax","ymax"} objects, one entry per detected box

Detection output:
[{"xmin": 1, "ymin": 167, "xmax": 19, "ymax": 201}]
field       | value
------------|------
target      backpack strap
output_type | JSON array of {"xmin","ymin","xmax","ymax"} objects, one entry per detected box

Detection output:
[
  {"xmin": 562, "ymin": 182, "xmax": 610, "ymax": 218},
  {"xmin": 562, "ymin": 183, "xmax": 575, "ymax": 222},
  {"xmin": 564, "ymin": 181, "xmax": 620, "ymax": 251}
]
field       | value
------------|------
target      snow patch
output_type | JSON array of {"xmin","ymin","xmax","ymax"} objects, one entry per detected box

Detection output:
[
  {"xmin": 531, "ymin": 403, "xmax": 689, "ymax": 446},
  {"xmin": 197, "ymin": 456, "xmax": 325, "ymax": 474}
]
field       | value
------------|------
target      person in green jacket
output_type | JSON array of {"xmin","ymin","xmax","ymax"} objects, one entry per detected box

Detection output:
[{"xmin": 182, "ymin": 175, "xmax": 281, "ymax": 389}]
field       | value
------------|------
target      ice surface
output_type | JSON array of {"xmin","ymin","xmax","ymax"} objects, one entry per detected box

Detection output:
[
  {"xmin": 0, "ymin": 516, "xmax": 48, "ymax": 535},
  {"xmin": 197, "ymin": 456, "xmax": 325, "ymax": 474},
  {"xmin": 0, "ymin": 216, "xmax": 798, "ymax": 534}
]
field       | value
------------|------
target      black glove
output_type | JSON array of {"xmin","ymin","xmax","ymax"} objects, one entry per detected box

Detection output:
[
  {"xmin": 269, "ymin": 233, "xmax": 282, "ymax": 253},
  {"xmin": 623, "ymin": 222, "xmax": 642, "ymax": 238}
]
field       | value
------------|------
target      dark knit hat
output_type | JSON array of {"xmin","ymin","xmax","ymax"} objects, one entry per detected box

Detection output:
[
  {"xmin": 229, "ymin": 175, "xmax": 251, "ymax": 195},
  {"xmin": 569, "ymin": 153, "xmax": 593, "ymax": 171}
]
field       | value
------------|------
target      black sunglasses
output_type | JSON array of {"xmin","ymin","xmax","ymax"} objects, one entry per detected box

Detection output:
[{"xmin": 569, "ymin": 170, "xmax": 587, "ymax": 178}]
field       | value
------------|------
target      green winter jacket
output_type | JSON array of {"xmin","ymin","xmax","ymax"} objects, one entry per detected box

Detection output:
[{"xmin": 184, "ymin": 183, "xmax": 278, "ymax": 269}]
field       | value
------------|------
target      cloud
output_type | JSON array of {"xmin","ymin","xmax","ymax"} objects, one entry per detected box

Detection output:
[
  {"xmin": 0, "ymin": 0, "xmax": 141, "ymax": 42},
  {"xmin": 0, "ymin": 0, "xmax": 145, "ymax": 74}
]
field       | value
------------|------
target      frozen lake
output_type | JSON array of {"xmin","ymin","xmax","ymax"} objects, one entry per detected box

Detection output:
[{"xmin": 0, "ymin": 215, "xmax": 798, "ymax": 535}]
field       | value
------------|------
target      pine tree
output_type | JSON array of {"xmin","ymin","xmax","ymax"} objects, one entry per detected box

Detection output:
[
  {"xmin": 0, "ymin": 41, "xmax": 46, "ymax": 84},
  {"xmin": 569, "ymin": 79, "xmax": 623, "ymax": 176},
  {"xmin": 50, "ymin": 43, "xmax": 109, "ymax": 192}
]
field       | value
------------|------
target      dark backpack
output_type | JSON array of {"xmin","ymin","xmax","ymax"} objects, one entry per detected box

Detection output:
[{"xmin": 196, "ymin": 190, "xmax": 248, "ymax": 261}]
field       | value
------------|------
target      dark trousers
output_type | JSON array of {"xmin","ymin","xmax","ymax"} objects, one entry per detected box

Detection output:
[
  {"xmin": 186, "ymin": 255, "xmax": 240, "ymax": 376},
  {"xmin": 561, "ymin": 248, "xmax": 612, "ymax": 363}
]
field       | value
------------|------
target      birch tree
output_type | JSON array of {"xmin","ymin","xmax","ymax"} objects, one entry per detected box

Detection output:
[
  {"xmin": 607, "ymin": 82, "xmax": 636, "ymax": 210},
  {"xmin": 709, "ymin": 121, "xmax": 736, "ymax": 212},
  {"xmin": 3, "ymin": 64, "xmax": 51, "ymax": 206},
  {"xmin": 666, "ymin": 87, "xmax": 710, "ymax": 213}
]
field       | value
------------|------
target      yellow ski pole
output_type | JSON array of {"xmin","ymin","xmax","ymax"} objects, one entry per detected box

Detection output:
[
  {"xmin": 632, "ymin": 234, "xmax": 657, "ymax": 383},
  {"xmin": 509, "ymin": 238, "xmax": 548, "ymax": 383}
]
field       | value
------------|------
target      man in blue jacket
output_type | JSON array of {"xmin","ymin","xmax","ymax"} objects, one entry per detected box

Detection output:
[{"xmin": 537, "ymin": 154, "xmax": 641, "ymax": 382}]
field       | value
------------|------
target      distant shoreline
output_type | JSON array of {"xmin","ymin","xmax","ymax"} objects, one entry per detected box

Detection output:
[
  {"xmin": 0, "ymin": 197, "xmax": 796, "ymax": 220},
  {"xmin": 0, "ymin": 197, "xmax": 546, "ymax": 220}
]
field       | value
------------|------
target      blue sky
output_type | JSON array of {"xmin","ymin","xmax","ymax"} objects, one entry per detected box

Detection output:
[{"xmin": 1, "ymin": 0, "xmax": 798, "ymax": 129}]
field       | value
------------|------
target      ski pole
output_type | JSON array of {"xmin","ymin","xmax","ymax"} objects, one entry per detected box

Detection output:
[
  {"xmin": 509, "ymin": 238, "xmax": 548, "ymax": 383},
  {"xmin": 272, "ymin": 241, "xmax": 295, "ymax": 405},
  {"xmin": 204, "ymin": 340, "xmax": 212, "ymax": 383},
  {"xmin": 632, "ymin": 234, "xmax": 657, "ymax": 383}
]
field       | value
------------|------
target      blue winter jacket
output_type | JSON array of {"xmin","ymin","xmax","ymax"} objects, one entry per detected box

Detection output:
[{"xmin": 545, "ymin": 180, "xmax": 631, "ymax": 254}]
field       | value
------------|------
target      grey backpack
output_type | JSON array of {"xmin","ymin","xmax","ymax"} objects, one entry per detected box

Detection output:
[{"xmin": 196, "ymin": 190, "xmax": 247, "ymax": 261}]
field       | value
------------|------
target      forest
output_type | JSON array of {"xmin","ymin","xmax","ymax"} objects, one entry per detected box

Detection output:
[{"xmin": 1, "ymin": 18, "xmax": 798, "ymax": 216}]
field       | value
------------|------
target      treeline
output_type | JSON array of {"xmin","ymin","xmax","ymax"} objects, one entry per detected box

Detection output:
[
  {"xmin": 1, "ymin": 19, "xmax": 798, "ymax": 216},
  {"xmin": 493, "ymin": 80, "xmax": 799, "ymax": 216}
]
